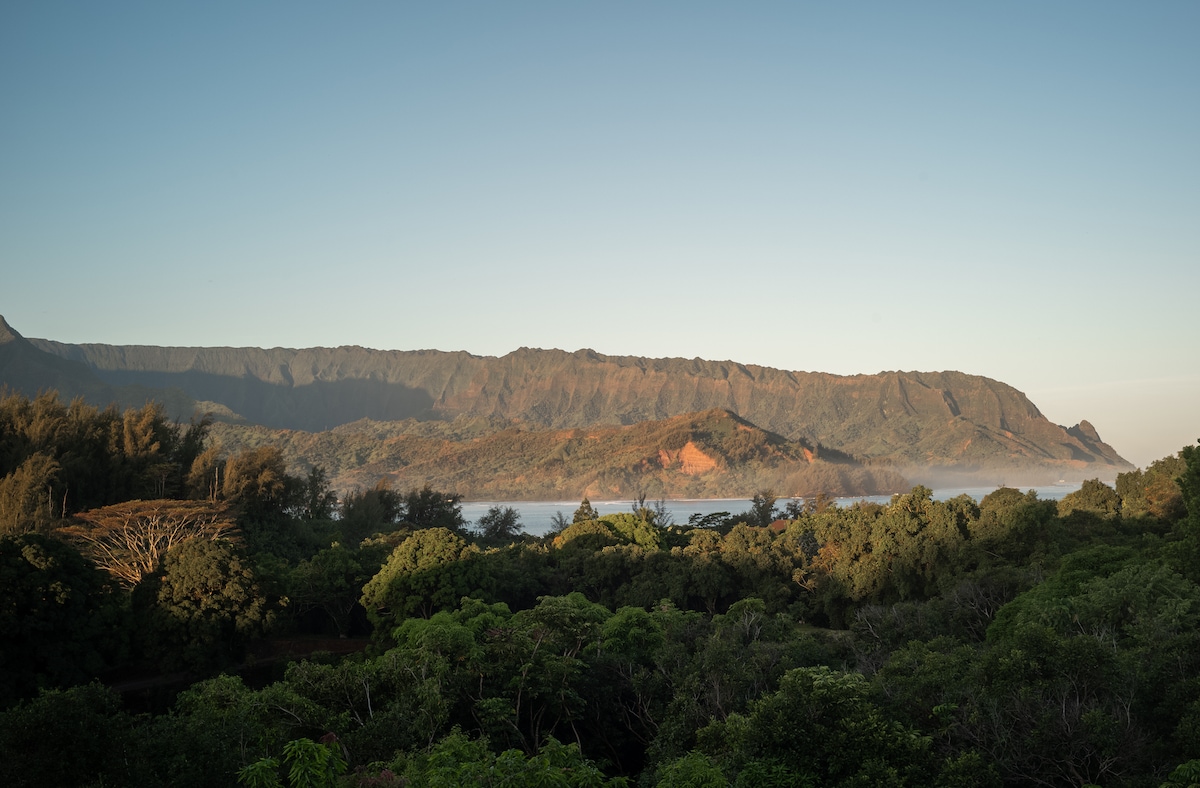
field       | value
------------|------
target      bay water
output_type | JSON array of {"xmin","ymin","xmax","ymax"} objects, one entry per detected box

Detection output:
[{"xmin": 461, "ymin": 483, "xmax": 1084, "ymax": 538}]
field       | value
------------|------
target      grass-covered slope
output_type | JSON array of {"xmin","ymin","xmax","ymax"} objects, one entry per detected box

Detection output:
[{"xmin": 209, "ymin": 408, "xmax": 909, "ymax": 499}]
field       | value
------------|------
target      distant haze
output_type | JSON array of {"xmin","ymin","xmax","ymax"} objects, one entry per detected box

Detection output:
[{"xmin": 2, "ymin": 3, "xmax": 1196, "ymax": 469}]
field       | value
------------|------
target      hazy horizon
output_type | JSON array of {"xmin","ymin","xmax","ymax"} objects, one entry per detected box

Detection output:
[{"xmin": 3, "ymin": 3, "xmax": 1197, "ymax": 469}]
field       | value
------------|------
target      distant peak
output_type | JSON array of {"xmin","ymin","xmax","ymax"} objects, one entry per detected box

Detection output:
[
  {"xmin": 0, "ymin": 314, "xmax": 24, "ymax": 345},
  {"xmin": 1067, "ymin": 420, "xmax": 1103, "ymax": 444}
]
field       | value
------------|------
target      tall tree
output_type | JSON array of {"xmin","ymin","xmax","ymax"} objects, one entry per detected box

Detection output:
[
  {"xmin": 403, "ymin": 485, "xmax": 466, "ymax": 533},
  {"xmin": 222, "ymin": 446, "xmax": 293, "ymax": 523},
  {"xmin": 0, "ymin": 452, "xmax": 61, "ymax": 534},
  {"xmin": 475, "ymin": 505, "xmax": 523, "ymax": 541}
]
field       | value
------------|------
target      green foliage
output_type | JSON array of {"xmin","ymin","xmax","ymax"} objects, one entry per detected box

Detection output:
[
  {"xmin": 287, "ymin": 544, "xmax": 371, "ymax": 636},
  {"xmin": 1162, "ymin": 759, "xmax": 1200, "ymax": 788},
  {"xmin": 0, "ymin": 451, "xmax": 60, "ymax": 534},
  {"xmin": 238, "ymin": 736, "xmax": 347, "ymax": 788},
  {"xmin": 9, "ymin": 432, "xmax": 1200, "ymax": 788},
  {"xmin": 292, "ymin": 466, "xmax": 338, "ymax": 521},
  {"xmin": 224, "ymin": 446, "xmax": 294, "ymax": 525},
  {"xmin": 573, "ymin": 497, "xmax": 599, "ymax": 523},
  {"xmin": 385, "ymin": 730, "xmax": 626, "ymax": 787},
  {"xmin": 129, "ymin": 673, "xmax": 288, "ymax": 788},
  {"xmin": 0, "ymin": 682, "xmax": 134, "ymax": 788},
  {"xmin": 1117, "ymin": 453, "xmax": 1187, "ymax": 521},
  {"xmin": 1172, "ymin": 440, "xmax": 1200, "ymax": 556},
  {"xmin": 0, "ymin": 391, "xmax": 215, "ymax": 532},
  {"xmin": 1058, "ymin": 478, "xmax": 1122, "ymax": 519},
  {"xmin": 696, "ymin": 666, "xmax": 939, "ymax": 787},
  {"xmin": 339, "ymin": 479, "xmax": 404, "ymax": 546},
  {"xmin": 0, "ymin": 533, "xmax": 124, "ymax": 706},
  {"xmin": 600, "ymin": 512, "xmax": 665, "ymax": 550},
  {"xmin": 136, "ymin": 538, "xmax": 276, "ymax": 671},
  {"xmin": 747, "ymin": 490, "xmax": 778, "ymax": 528},
  {"xmin": 360, "ymin": 527, "xmax": 480, "ymax": 627},
  {"xmin": 403, "ymin": 485, "xmax": 466, "ymax": 532},
  {"xmin": 655, "ymin": 752, "xmax": 729, "ymax": 788}
]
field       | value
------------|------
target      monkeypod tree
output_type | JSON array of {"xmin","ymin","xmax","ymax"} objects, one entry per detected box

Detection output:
[{"xmin": 60, "ymin": 498, "xmax": 239, "ymax": 588}]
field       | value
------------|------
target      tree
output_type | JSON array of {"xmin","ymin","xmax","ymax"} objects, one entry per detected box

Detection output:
[
  {"xmin": 696, "ymin": 666, "xmax": 949, "ymax": 787},
  {"xmin": 573, "ymin": 497, "xmax": 599, "ymax": 523},
  {"xmin": 630, "ymin": 495, "xmax": 674, "ymax": 527},
  {"xmin": 1058, "ymin": 478, "xmax": 1122, "ymax": 518},
  {"xmin": 549, "ymin": 510, "xmax": 571, "ymax": 534},
  {"xmin": 1116, "ymin": 453, "xmax": 1187, "ymax": 521},
  {"xmin": 59, "ymin": 498, "xmax": 239, "ymax": 588},
  {"xmin": 381, "ymin": 731, "xmax": 625, "ymax": 787},
  {"xmin": 223, "ymin": 446, "xmax": 294, "ymax": 523},
  {"xmin": 238, "ymin": 736, "xmax": 347, "ymax": 788},
  {"xmin": 360, "ymin": 527, "xmax": 480, "ymax": 626},
  {"xmin": 748, "ymin": 490, "xmax": 778, "ymax": 528},
  {"xmin": 287, "ymin": 545, "xmax": 371, "ymax": 636},
  {"xmin": 403, "ymin": 485, "xmax": 466, "ymax": 532},
  {"xmin": 292, "ymin": 466, "xmax": 337, "ymax": 522},
  {"xmin": 0, "ymin": 452, "xmax": 61, "ymax": 534},
  {"xmin": 339, "ymin": 479, "xmax": 404, "ymax": 546},
  {"xmin": 137, "ymin": 538, "xmax": 275, "ymax": 670},
  {"xmin": 186, "ymin": 445, "xmax": 224, "ymax": 501},
  {"xmin": 0, "ymin": 534, "xmax": 124, "ymax": 706},
  {"xmin": 0, "ymin": 682, "xmax": 135, "ymax": 787},
  {"xmin": 476, "ymin": 505, "xmax": 523, "ymax": 541},
  {"xmin": 1179, "ymin": 440, "xmax": 1200, "ymax": 534}
]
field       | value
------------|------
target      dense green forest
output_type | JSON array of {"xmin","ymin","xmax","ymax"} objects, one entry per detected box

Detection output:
[{"xmin": 1, "ymin": 390, "xmax": 1198, "ymax": 787}]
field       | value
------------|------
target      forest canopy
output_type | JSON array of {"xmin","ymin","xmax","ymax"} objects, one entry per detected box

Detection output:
[{"xmin": 0, "ymin": 390, "xmax": 1197, "ymax": 788}]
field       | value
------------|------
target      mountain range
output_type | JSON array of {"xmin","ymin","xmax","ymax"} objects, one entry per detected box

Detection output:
[{"xmin": 0, "ymin": 315, "xmax": 1131, "ymax": 499}]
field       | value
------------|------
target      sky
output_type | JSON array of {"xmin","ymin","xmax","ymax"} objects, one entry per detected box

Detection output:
[{"xmin": 1, "ymin": 2, "xmax": 1197, "ymax": 470}]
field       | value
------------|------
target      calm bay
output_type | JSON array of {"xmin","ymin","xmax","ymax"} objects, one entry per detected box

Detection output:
[{"xmin": 461, "ymin": 483, "xmax": 1085, "ymax": 537}]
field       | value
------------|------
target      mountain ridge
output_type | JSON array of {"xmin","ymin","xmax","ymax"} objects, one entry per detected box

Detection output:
[{"xmin": 5, "ymin": 316, "xmax": 1132, "ymax": 491}]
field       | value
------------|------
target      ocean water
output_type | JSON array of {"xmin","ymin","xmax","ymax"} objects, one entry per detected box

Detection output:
[{"xmin": 460, "ymin": 483, "xmax": 1084, "ymax": 538}]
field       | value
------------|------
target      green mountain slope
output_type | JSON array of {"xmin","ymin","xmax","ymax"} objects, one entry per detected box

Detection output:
[{"xmin": 208, "ymin": 408, "xmax": 909, "ymax": 500}]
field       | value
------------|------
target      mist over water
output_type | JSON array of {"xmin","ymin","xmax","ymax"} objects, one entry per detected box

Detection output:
[{"xmin": 462, "ymin": 484, "xmax": 1084, "ymax": 538}]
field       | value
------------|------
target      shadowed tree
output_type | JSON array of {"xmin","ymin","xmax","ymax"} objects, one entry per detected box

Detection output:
[
  {"xmin": 748, "ymin": 490, "xmax": 778, "ymax": 528},
  {"xmin": 339, "ymin": 479, "xmax": 404, "ymax": 546},
  {"xmin": 137, "ymin": 538, "xmax": 275, "ymax": 670},
  {"xmin": 292, "ymin": 466, "xmax": 337, "ymax": 522},
  {"xmin": 1116, "ymin": 453, "xmax": 1187, "ymax": 521},
  {"xmin": 475, "ymin": 505, "xmax": 523, "ymax": 541},
  {"xmin": 0, "ymin": 534, "xmax": 125, "ymax": 706},
  {"xmin": 1058, "ymin": 478, "xmax": 1122, "ymax": 518},
  {"xmin": 403, "ymin": 485, "xmax": 466, "ymax": 533}
]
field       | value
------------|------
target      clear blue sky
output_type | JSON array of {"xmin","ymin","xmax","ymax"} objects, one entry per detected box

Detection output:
[{"xmin": 2, "ymin": 2, "xmax": 1197, "ymax": 469}]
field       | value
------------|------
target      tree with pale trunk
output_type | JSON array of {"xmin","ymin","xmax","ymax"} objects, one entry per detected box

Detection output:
[{"xmin": 58, "ymin": 498, "xmax": 238, "ymax": 588}]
